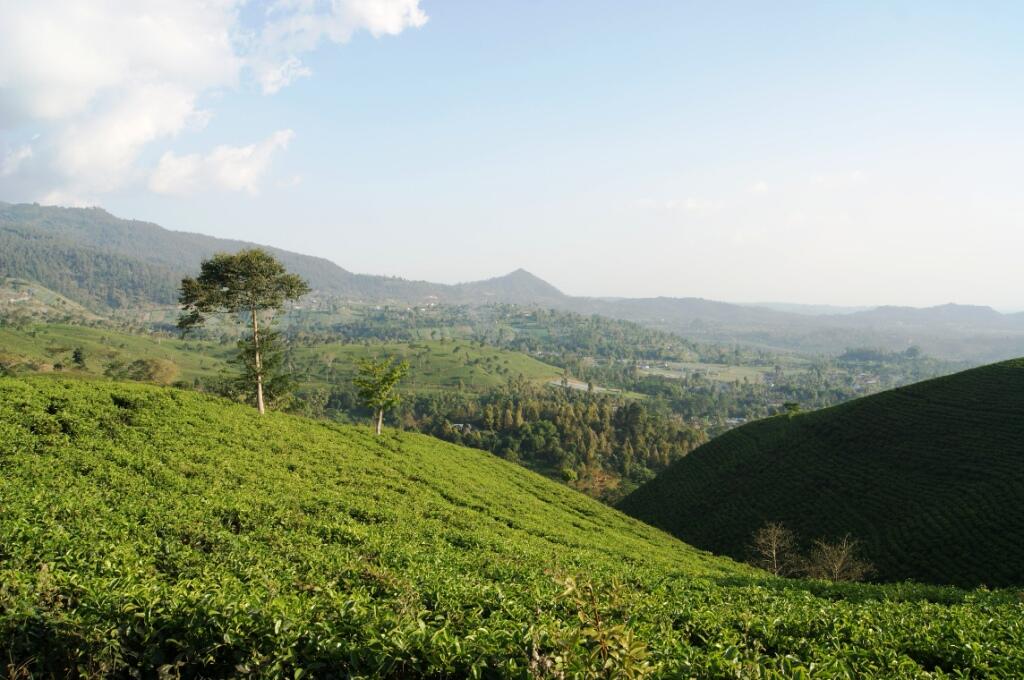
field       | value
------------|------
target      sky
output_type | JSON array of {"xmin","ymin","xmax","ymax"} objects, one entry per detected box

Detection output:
[{"xmin": 1, "ymin": 1, "xmax": 1023, "ymax": 308}]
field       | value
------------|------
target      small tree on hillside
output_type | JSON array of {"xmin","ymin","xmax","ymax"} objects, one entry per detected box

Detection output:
[
  {"xmin": 804, "ymin": 534, "xmax": 874, "ymax": 582},
  {"xmin": 750, "ymin": 521, "xmax": 798, "ymax": 576},
  {"xmin": 354, "ymin": 357, "xmax": 409, "ymax": 435},
  {"xmin": 178, "ymin": 249, "xmax": 309, "ymax": 415}
]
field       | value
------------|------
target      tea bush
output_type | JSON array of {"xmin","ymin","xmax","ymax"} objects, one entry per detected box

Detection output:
[{"xmin": 1, "ymin": 378, "xmax": 1021, "ymax": 677}]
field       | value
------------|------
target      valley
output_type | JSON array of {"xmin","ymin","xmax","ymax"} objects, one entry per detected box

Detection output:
[
  {"xmin": 4, "ymin": 4, "xmax": 1022, "ymax": 675},
  {"xmin": 1, "ymin": 204, "xmax": 1022, "ymax": 676}
]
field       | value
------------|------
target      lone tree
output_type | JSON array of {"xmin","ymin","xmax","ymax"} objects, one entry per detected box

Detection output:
[
  {"xmin": 750, "ymin": 521, "xmax": 798, "ymax": 577},
  {"xmin": 178, "ymin": 249, "xmax": 309, "ymax": 415},
  {"xmin": 354, "ymin": 357, "xmax": 409, "ymax": 435}
]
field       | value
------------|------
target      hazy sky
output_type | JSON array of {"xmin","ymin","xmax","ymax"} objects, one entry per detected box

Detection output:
[{"xmin": 2, "ymin": 1, "xmax": 1023, "ymax": 308}]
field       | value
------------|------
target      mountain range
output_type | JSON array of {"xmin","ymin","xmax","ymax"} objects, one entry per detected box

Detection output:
[{"xmin": 2, "ymin": 201, "xmax": 1023, "ymax": 361}]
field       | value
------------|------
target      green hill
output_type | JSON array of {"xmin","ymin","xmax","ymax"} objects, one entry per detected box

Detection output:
[
  {"xmin": 0, "ymin": 203, "xmax": 566, "ymax": 310},
  {"xmin": 0, "ymin": 324, "xmax": 561, "ymax": 393},
  {"xmin": 618, "ymin": 359, "xmax": 1024, "ymax": 588},
  {"xmin": 295, "ymin": 339, "xmax": 562, "ymax": 393},
  {"xmin": 2, "ymin": 377, "xmax": 1023, "ymax": 677}
]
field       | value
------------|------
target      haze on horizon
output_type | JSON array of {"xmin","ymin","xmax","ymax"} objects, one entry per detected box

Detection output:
[{"xmin": 1, "ymin": 1, "xmax": 1022, "ymax": 309}]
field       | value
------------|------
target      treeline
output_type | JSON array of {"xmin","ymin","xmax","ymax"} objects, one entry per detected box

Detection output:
[{"xmin": 298, "ymin": 377, "xmax": 705, "ymax": 501}]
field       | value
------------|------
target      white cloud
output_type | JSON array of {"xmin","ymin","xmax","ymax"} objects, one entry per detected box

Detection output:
[
  {"xmin": 56, "ymin": 84, "xmax": 207, "ymax": 191},
  {"xmin": 0, "ymin": 0, "xmax": 426, "ymax": 200},
  {"xmin": 0, "ymin": 2, "xmax": 241, "ymax": 126},
  {"xmin": 255, "ymin": 55, "xmax": 314, "ymax": 95},
  {"xmin": 2, "ymin": 144, "xmax": 33, "ymax": 176},
  {"xmin": 251, "ymin": 0, "xmax": 429, "ymax": 93},
  {"xmin": 150, "ymin": 129, "xmax": 295, "ymax": 195}
]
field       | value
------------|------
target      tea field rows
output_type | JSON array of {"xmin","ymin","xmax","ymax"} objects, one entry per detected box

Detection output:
[
  {"xmin": 619, "ymin": 358, "xmax": 1024, "ymax": 587},
  {"xmin": 1, "ymin": 377, "xmax": 1022, "ymax": 677}
]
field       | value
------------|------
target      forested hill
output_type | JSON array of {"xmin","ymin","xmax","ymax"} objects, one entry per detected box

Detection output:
[
  {"xmin": 618, "ymin": 358, "xmax": 1024, "ymax": 587},
  {"xmin": 0, "ymin": 202, "xmax": 566, "ymax": 308}
]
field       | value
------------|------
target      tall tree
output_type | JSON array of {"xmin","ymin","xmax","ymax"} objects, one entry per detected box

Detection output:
[
  {"xmin": 354, "ymin": 357, "xmax": 409, "ymax": 435},
  {"xmin": 178, "ymin": 249, "xmax": 309, "ymax": 415}
]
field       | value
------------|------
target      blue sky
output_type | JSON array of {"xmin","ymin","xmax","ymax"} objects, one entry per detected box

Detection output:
[{"xmin": 2, "ymin": 1, "xmax": 1023, "ymax": 307}]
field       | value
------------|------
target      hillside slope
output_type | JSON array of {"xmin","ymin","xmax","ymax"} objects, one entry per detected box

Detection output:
[
  {"xmin": 0, "ymin": 324, "xmax": 562, "ymax": 394},
  {"xmin": 3, "ymin": 378, "xmax": 1022, "ymax": 677},
  {"xmin": 618, "ymin": 359, "xmax": 1024, "ymax": 587},
  {"xmin": 0, "ymin": 203, "xmax": 565, "ymax": 308}
]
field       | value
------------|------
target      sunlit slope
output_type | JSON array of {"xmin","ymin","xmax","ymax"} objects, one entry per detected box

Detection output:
[
  {"xmin": 619, "ymin": 358, "xmax": 1024, "ymax": 587},
  {"xmin": 0, "ymin": 377, "xmax": 730, "ymax": 674},
  {"xmin": 2, "ymin": 377, "xmax": 1023, "ymax": 677},
  {"xmin": 0, "ymin": 324, "xmax": 562, "ymax": 392},
  {"xmin": 294, "ymin": 339, "xmax": 562, "ymax": 392}
]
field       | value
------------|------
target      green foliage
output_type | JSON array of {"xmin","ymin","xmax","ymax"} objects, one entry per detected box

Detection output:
[
  {"xmin": 0, "ymin": 323, "xmax": 234, "ymax": 382},
  {"xmin": 216, "ymin": 330, "xmax": 297, "ymax": 409},
  {"xmin": 1, "ymin": 377, "xmax": 1022, "ymax": 677},
  {"xmin": 619, "ymin": 359, "xmax": 1024, "ymax": 587},
  {"xmin": 178, "ymin": 249, "xmax": 310, "ymax": 413},
  {"xmin": 103, "ymin": 357, "xmax": 180, "ymax": 384},
  {"xmin": 0, "ymin": 319, "xmax": 968, "ymax": 502},
  {"xmin": 354, "ymin": 357, "xmax": 409, "ymax": 433},
  {"xmin": 178, "ymin": 249, "xmax": 311, "ymax": 331},
  {"xmin": 295, "ymin": 339, "xmax": 561, "ymax": 394},
  {"xmin": 353, "ymin": 357, "xmax": 409, "ymax": 411},
  {"xmin": 408, "ymin": 379, "xmax": 706, "ymax": 501}
]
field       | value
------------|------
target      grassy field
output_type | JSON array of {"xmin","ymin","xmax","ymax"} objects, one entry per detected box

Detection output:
[
  {"xmin": 0, "ymin": 324, "xmax": 564, "ymax": 394},
  {"xmin": 639, "ymin": 361, "xmax": 774, "ymax": 383},
  {"xmin": 619, "ymin": 358, "xmax": 1024, "ymax": 588},
  {"xmin": 0, "ymin": 277, "xmax": 100, "ymax": 321},
  {"xmin": 294, "ymin": 340, "xmax": 562, "ymax": 393},
  {"xmin": 2, "ymin": 376, "xmax": 1022, "ymax": 677},
  {"xmin": 0, "ymin": 323, "xmax": 233, "ymax": 381}
]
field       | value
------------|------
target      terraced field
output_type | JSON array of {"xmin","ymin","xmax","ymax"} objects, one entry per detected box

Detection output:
[
  {"xmin": 1, "ymin": 377, "xmax": 1023, "ymax": 677},
  {"xmin": 618, "ymin": 358, "xmax": 1024, "ymax": 587}
]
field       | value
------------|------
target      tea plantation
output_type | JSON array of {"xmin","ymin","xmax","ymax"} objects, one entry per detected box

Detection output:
[
  {"xmin": 1, "ymin": 377, "xmax": 1022, "ymax": 677},
  {"xmin": 619, "ymin": 358, "xmax": 1024, "ymax": 588}
]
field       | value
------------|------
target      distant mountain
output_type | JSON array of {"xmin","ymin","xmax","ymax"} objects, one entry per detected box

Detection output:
[
  {"xmin": 0, "ymin": 203, "xmax": 563, "ymax": 308},
  {"xmin": 618, "ymin": 358, "xmax": 1024, "ymax": 587},
  {"xmin": 843, "ymin": 303, "xmax": 1010, "ymax": 327},
  {"xmin": 745, "ymin": 302, "xmax": 872, "ymax": 316},
  {"xmin": 3, "ymin": 201, "xmax": 1024, "ymax": 361},
  {"xmin": 448, "ymin": 268, "xmax": 567, "ymax": 306}
]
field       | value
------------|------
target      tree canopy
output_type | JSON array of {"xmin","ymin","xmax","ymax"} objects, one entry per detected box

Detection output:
[
  {"xmin": 178, "ymin": 249, "xmax": 309, "ymax": 414},
  {"xmin": 354, "ymin": 357, "xmax": 409, "ymax": 435}
]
